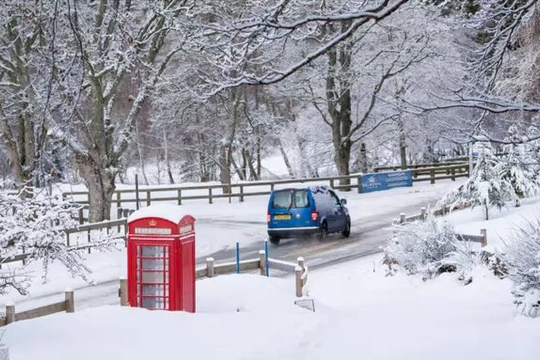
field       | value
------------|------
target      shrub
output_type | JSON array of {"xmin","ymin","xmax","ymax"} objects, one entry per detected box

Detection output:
[
  {"xmin": 504, "ymin": 218, "xmax": 540, "ymax": 318},
  {"xmin": 384, "ymin": 217, "xmax": 480, "ymax": 283}
]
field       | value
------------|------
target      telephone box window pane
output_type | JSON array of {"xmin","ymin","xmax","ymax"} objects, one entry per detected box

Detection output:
[
  {"xmin": 142, "ymin": 258, "xmax": 165, "ymax": 270},
  {"xmin": 142, "ymin": 284, "xmax": 165, "ymax": 296},
  {"xmin": 141, "ymin": 297, "xmax": 166, "ymax": 310},
  {"xmin": 141, "ymin": 246, "xmax": 165, "ymax": 257},
  {"xmin": 141, "ymin": 271, "xmax": 165, "ymax": 283}
]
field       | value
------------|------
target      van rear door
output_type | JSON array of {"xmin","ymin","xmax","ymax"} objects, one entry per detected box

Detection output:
[{"xmin": 268, "ymin": 189, "xmax": 313, "ymax": 229}]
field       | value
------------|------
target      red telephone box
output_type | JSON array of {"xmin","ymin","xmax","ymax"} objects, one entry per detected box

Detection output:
[{"xmin": 127, "ymin": 204, "xmax": 196, "ymax": 312}]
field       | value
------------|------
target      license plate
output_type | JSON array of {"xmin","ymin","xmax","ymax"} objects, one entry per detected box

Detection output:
[{"xmin": 274, "ymin": 214, "xmax": 291, "ymax": 220}]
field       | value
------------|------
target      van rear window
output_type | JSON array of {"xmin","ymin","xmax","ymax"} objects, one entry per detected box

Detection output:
[{"xmin": 272, "ymin": 190, "xmax": 309, "ymax": 209}]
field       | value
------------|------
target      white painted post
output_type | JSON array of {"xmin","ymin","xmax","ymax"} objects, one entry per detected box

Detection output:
[
  {"xmin": 206, "ymin": 257, "xmax": 215, "ymax": 278},
  {"xmin": 295, "ymin": 266, "xmax": 303, "ymax": 298}
]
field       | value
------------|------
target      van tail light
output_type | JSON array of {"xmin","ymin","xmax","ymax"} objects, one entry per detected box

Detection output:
[
  {"xmin": 267, "ymin": 212, "xmax": 271, "ymax": 222},
  {"xmin": 311, "ymin": 211, "xmax": 318, "ymax": 222}
]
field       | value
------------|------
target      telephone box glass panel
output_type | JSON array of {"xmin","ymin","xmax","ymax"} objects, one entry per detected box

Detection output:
[{"xmin": 135, "ymin": 245, "xmax": 170, "ymax": 310}]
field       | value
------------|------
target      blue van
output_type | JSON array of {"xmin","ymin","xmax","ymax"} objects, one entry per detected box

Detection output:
[{"xmin": 267, "ymin": 186, "xmax": 351, "ymax": 244}]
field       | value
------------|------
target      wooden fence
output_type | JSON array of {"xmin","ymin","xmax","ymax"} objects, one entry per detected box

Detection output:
[
  {"xmin": 118, "ymin": 253, "xmax": 309, "ymax": 307},
  {"xmin": 393, "ymin": 207, "xmax": 488, "ymax": 247},
  {"xmin": 373, "ymin": 162, "xmax": 466, "ymax": 172},
  {"xmin": 62, "ymin": 164, "xmax": 470, "ymax": 212},
  {"xmin": 0, "ymin": 290, "xmax": 74, "ymax": 327},
  {"xmin": 0, "ymin": 218, "xmax": 128, "ymax": 267}
]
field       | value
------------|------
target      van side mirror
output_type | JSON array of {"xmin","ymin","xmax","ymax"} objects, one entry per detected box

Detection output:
[{"xmin": 340, "ymin": 199, "xmax": 347, "ymax": 206}]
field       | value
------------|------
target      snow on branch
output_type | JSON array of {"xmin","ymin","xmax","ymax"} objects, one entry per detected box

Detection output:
[{"xmin": 0, "ymin": 190, "xmax": 120, "ymax": 295}]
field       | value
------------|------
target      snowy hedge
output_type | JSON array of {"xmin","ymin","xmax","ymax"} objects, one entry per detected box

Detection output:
[
  {"xmin": 504, "ymin": 219, "xmax": 540, "ymax": 318},
  {"xmin": 384, "ymin": 217, "xmax": 478, "ymax": 282}
]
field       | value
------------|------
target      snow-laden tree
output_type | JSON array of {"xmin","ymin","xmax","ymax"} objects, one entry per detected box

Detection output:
[
  {"xmin": 440, "ymin": 140, "xmax": 515, "ymax": 220},
  {"xmin": 499, "ymin": 126, "xmax": 539, "ymax": 205},
  {"xmin": 505, "ymin": 217, "xmax": 540, "ymax": 318},
  {"xmin": 0, "ymin": 189, "xmax": 119, "ymax": 295}
]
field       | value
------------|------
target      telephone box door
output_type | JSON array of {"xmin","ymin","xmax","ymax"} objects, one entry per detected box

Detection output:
[{"xmin": 129, "ymin": 241, "xmax": 176, "ymax": 310}]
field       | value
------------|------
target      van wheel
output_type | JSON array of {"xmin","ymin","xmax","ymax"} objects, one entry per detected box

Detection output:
[
  {"xmin": 342, "ymin": 220, "xmax": 351, "ymax": 238},
  {"xmin": 269, "ymin": 236, "xmax": 280, "ymax": 245},
  {"xmin": 318, "ymin": 222, "xmax": 328, "ymax": 240}
]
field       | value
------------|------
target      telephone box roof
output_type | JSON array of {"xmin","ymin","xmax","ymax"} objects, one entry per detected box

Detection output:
[{"xmin": 128, "ymin": 204, "xmax": 187, "ymax": 224}]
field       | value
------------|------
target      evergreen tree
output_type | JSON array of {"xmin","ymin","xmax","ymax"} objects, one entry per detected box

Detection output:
[
  {"xmin": 440, "ymin": 141, "xmax": 515, "ymax": 220},
  {"xmin": 499, "ymin": 126, "xmax": 538, "ymax": 206}
]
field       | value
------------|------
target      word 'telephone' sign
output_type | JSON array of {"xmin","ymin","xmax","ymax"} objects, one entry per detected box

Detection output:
[{"xmin": 360, "ymin": 171, "xmax": 413, "ymax": 193}]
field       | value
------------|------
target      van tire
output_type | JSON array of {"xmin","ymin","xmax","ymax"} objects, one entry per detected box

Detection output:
[
  {"xmin": 342, "ymin": 220, "xmax": 351, "ymax": 238},
  {"xmin": 318, "ymin": 222, "xmax": 328, "ymax": 240},
  {"xmin": 269, "ymin": 236, "xmax": 280, "ymax": 245}
]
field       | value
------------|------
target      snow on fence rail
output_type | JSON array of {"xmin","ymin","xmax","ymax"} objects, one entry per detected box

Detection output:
[
  {"xmin": 393, "ymin": 208, "xmax": 488, "ymax": 247},
  {"xmin": 62, "ymin": 164, "xmax": 470, "ymax": 217}
]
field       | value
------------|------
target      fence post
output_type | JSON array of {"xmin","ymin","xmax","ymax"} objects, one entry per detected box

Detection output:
[
  {"xmin": 177, "ymin": 189, "xmax": 182, "ymax": 205},
  {"xmin": 146, "ymin": 191, "xmax": 151, "ymax": 206},
  {"xmin": 116, "ymin": 192, "xmax": 121, "ymax": 210},
  {"xmin": 209, "ymin": 188, "xmax": 213, "ymax": 204},
  {"xmin": 420, "ymin": 207, "xmax": 426, "ymax": 221},
  {"xmin": 239, "ymin": 185, "xmax": 244, "ymax": 202},
  {"xmin": 123, "ymin": 209, "xmax": 129, "ymax": 218},
  {"xmin": 5, "ymin": 303, "xmax": 15, "ymax": 325},
  {"xmin": 430, "ymin": 169, "xmax": 435, "ymax": 184},
  {"xmin": 78, "ymin": 208, "xmax": 84, "ymax": 224},
  {"xmin": 259, "ymin": 250, "xmax": 266, "ymax": 276},
  {"xmin": 295, "ymin": 266, "xmax": 303, "ymax": 297},
  {"xmin": 451, "ymin": 167, "xmax": 456, "ymax": 181},
  {"xmin": 235, "ymin": 242, "xmax": 240, "ymax": 274},
  {"xmin": 297, "ymin": 257, "xmax": 305, "ymax": 272},
  {"xmin": 87, "ymin": 230, "xmax": 92, "ymax": 254},
  {"xmin": 330, "ymin": 179, "xmax": 335, "ymax": 188},
  {"xmin": 65, "ymin": 289, "xmax": 75, "ymax": 313},
  {"xmin": 119, "ymin": 279, "xmax": 128, "ymax": 306},
  {"xmin": 399, "ymin": 213, "xmax": 406, "ymax": 224},
  {"xmin": 206, "ymin": 257, "xmax": 215, "ymax": 278},
  {"xmin": 480, "ymin": 229, "xmax": 487, "ymax": 247},
  {"xmin": 357, "ymin": 177, "xmax": 362, "ymax": 194},
  {"xmin": 66, "ymin": 232, "xmax": 71, "ymax": 247}
]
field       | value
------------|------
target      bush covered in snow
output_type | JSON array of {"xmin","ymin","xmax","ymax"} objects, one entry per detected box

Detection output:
[
  {"xmin": 504, "ymin": 218, "xmax": 540, "ymax": 318},
  {"xmin": 0, "ymin": 189, "xmax": 119, "ymax": 295},
  {"xmin": 384, "ymin": 217, "xmax": 478, "ymax": 282}
]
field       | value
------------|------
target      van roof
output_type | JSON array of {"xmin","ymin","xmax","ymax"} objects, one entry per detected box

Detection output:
[{"xmin": 271, "ymin": 185, "xmax": 330, "ymax": 192}]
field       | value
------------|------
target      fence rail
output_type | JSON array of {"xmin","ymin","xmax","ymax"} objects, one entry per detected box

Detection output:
[
  {"xmin": 0, "ymin": 290, "xmax": 74, "ymax": 327},
  {"xmin": 62, "ymin": 164, "xmax": 470, "ymax": 211}
]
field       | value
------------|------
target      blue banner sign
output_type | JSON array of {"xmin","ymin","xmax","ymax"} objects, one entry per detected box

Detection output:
[{"xmin": 360, "ymin": 171, "xmax": 413, "ymax": 193}]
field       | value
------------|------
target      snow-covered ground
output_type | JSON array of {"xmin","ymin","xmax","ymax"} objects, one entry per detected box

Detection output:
[
  {"xmin": 443, "ymin": 197, "xmax": 540, "ymax": 249},
  {"xmin": 4, "ymin": 253, "xmax": 539, "ymax": 360}
]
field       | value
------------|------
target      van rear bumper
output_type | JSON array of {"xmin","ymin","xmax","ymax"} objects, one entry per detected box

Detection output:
[{"xmin": 267, "ymin": 226, "xmax": 319, "ymax": 239}]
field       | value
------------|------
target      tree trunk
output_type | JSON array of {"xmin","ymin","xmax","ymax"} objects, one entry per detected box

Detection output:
[
  {"xmin": 163, "ymin": 129, "xmax": 175, "ymax": 184},
  {"xmin": 358, "ymin": 142, "xmax": 368, "ymax": 173},
  {"xmin": 77, "ymin": 157, "xmax": 116, "ymax": 222},
  {"xmin": 279, "ymin": 141, "xmax": 295, "ymax": 178},
  {"xmin": 334, "ymin": 141, "xmax": 351, "ymax": 187},
  {"xmin": 399, "ymin": 120, "xmax": 407, "ymax": 169}
]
